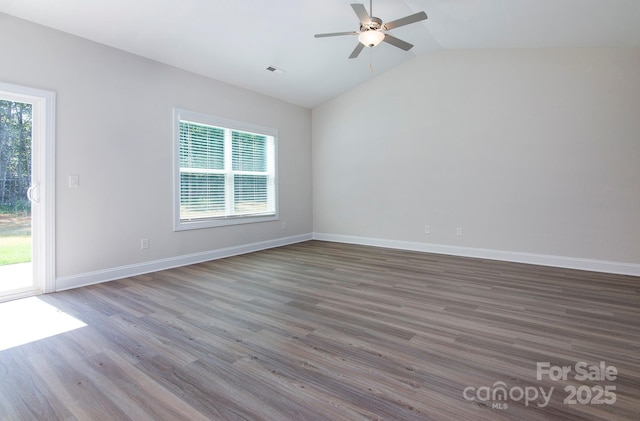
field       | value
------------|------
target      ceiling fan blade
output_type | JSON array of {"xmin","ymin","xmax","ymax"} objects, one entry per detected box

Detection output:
[
  {"xmin": 383, "ymin": 11, "xmax": 427, "ymax": 30},
  {"xmin": 348, "ymin": 43, "xmax": 365, "ymax": 59},
  {"xmin": 314, "ymin": 31, "xmax": 357, "ymax": 38},
  {"xmin": 351, "ymin": 3, "xmax": 370, "ymax": 25},
  {"xmin": 382, "ymin": 34, "xmax": 413, "ymax": 51}
]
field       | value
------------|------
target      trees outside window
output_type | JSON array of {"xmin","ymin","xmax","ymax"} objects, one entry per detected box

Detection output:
[{"xmin": 0, "ymin": 100, "xmax": 32, "ymax": 215}]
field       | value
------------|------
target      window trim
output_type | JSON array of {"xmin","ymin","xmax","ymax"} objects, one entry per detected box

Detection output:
[{"xmin": 173, "ymin": 108, "xmax": 278, "ymax": 231}]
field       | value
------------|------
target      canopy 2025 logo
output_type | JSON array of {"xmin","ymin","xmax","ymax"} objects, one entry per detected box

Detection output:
[{"xmin": 463, "ymin": 361, "xmax": 618, "ymax": 410}]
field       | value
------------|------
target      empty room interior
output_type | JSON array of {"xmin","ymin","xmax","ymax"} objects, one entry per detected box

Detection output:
[{"xmin": 0, "ymin": 1, "xmax": 639, "ymax": 420}]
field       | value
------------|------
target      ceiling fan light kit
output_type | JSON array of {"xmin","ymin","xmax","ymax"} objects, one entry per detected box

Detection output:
[
  {"xmin": 358, "ymin": 30, "xmax": 385, "ymax": 47},
  {"xmin": 314, "ymin": 1, "xmax": 427, "ymax": 59}
]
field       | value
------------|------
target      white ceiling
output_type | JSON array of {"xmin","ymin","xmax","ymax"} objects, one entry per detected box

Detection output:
[{"xmin": 1, "ymin": 0, "xmax": 639, "ymax": 108}]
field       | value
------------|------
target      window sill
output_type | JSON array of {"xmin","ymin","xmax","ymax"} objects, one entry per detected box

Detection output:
[{"xmin": 174, "ymin": 213, "xmax": 278, "ymax": 231}]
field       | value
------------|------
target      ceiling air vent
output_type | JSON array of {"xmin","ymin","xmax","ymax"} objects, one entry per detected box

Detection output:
[{"xmin": 266, "ymin": 65, "xmax": 284, "ymax": 75}]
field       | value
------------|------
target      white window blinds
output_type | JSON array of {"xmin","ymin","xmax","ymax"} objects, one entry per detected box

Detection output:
[{"xmin": 174, "ymin": 109, "xmax": 277, "ymax": 230}]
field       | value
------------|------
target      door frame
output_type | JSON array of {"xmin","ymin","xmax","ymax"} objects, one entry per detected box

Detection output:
[{"xmin": 0, "ymin": 82, "xmax": 56, "ymax": 294}]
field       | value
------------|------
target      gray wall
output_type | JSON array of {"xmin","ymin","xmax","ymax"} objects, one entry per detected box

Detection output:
[
  {"xmin": 2, "ymin": 11, "xmax": 639, "ymax": 282},
  {"xmin": 313, "ymin": 48, "xmax": 640, "ymax": 266},
  {"xmin": 0, "ymin": 14, "xmax": 312, "ymax": 280}
]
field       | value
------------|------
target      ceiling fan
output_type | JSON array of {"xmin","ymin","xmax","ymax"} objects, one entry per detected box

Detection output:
[{"xmin": 314, "ymin": 1, "xmax": 428, "ymax": 59}]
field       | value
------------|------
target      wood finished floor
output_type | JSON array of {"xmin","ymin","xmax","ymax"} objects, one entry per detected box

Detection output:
[{"xmin": 1, "ymin": 240, "xmax": 639, "ymax": 420}]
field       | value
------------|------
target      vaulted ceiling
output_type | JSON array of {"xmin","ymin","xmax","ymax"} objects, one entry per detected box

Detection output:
[{"xmin": 1, "ymin": 0, "xmax": 639, "ymax": 108}]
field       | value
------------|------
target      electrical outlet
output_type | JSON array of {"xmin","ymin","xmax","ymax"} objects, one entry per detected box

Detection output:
[
  {"xmin": 141, "ymin": 238, "xmax": 149, "ymax": 250},
  {"xmin": 281, "ymin": 221, "xmax": 287, "ymax": 229},
  {"xmin": 456, "ymin": 227, "xmax": 463, "ymax": 236},
  {"xmin": 424, "ymin": 225, "xmax": 430, "ymax": 234},
  {"xmin": 68, "ymin": 175, "xmax": 79, "ymax": 188}
]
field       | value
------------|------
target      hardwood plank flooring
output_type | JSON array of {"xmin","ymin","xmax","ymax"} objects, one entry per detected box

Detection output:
[{"xmin": 1, "ymin": 240, "xmax": 639, "ymax": 420}]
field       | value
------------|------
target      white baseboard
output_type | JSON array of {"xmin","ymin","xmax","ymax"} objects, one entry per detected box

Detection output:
[
  {"xmin": 313, "ymin": 233, "xmax": 640, "ymax": 277},
  {"xmin": 55, "ymin": 233, "xmax": 313, "ymax": 292},
  {"xmin": 54, "ymin": 232, "xmax": 639, "ymax": 292}
]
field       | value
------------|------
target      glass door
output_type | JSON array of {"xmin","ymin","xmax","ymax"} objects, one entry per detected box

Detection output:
[
  {"xmin": 0, "ymin": 98, "xmax": 34, "ymax": 297},
  {"xmin": 0, "ymin": 83, "xmax": 55, "ymax": 302}
]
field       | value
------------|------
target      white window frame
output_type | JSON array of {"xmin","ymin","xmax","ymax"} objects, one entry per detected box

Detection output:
[{"xmin": 173, "ymin": 108, "xmax": 278, "ymax": 231}]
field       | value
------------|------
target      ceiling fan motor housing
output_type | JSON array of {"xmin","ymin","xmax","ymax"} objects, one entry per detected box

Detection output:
[{"xmin": 360, "ymin": 16, "xmax": 382, "ymax": 32}]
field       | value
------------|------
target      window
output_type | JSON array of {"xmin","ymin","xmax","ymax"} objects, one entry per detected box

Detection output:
[{"xmin": 173, "ymin": 108, "xmax": 277, "ymax": 230}]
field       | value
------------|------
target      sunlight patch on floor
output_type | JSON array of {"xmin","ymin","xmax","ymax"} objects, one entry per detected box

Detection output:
[
  {"xmin": 0, "ymin": 262, "xmax": 33, "ymax": 293},
  {"xmin": 0, "ymin": 296, "xmax": 87, "ymax": 351}
]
